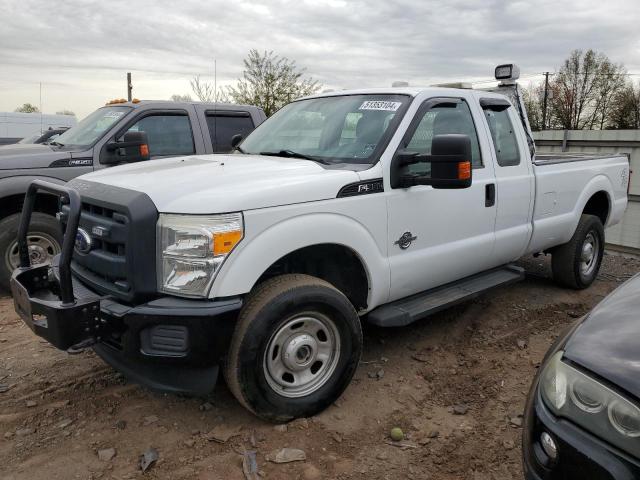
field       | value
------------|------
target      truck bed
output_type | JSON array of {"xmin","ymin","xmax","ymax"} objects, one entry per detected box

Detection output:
[{"xmin": 533, "ymin": 153, "xmax": 626, "ymax": 166}]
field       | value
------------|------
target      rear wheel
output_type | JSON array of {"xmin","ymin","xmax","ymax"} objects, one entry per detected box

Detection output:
[
  {"xmin": 0, "ymin": 213, "xmax": 62, "ymax": 291},
  {"xmin": 224, "ymin": 274, "xmax": 362, "ymax": 423},
  {"xmin": 552, "ymin": 214, "xmax": 605, "ymax": 289}
]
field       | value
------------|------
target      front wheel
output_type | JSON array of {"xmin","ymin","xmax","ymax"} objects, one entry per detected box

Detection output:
[
  {"xmin": 224, "ymin": 274, "xmax": 362, "ymax": 423},
  {"xmin": 552, "ymin": 214, "xmax": 605, "ymax": 289},
  {"xmin": 0, "ymin": 213, "xmax": 62, "ymax": 291}
]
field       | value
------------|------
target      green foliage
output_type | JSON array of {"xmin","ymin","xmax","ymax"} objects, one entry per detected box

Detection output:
[
  {"xmin": 15, "ymin": 103, "xmax": 40, "ymax": 113},
  {"xmin": 224, "ymin": 50, "xmax": 321, "ymax": 116}
]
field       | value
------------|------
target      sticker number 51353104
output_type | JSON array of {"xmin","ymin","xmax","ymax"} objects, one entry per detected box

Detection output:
[{"xmin": 359, "ymin": 101, "xmax": 402, "ymax": 112}]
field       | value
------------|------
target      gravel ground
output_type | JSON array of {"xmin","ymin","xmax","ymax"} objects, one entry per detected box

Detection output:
[{"xmin": 1, "ymin": 252, "xmax": 639, "ymax": 480}]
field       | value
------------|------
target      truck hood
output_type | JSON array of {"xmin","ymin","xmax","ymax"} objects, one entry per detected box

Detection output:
[
  {"xmin": 0, "ymin": 143, "xmax": 71, "ymax": 170},
  {"xmin": 564, "ymin": 273, "xmax": 640, "ymax": 400},
  {"xmin": 73, "ymin": 154, "xmax": 361, "ymax": 212}
]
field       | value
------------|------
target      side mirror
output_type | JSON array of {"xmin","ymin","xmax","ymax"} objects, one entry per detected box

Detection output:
[
  {"xmin": 230, "ymin": 134, "xmax": 243, "ymax": 149},
  {"xmin": 102, "ymin": 131, "xmax": 150, "ymax": 165},
  {"xmin": 391, "ymin": 134, "xmax": 472, "ymax": 189}
]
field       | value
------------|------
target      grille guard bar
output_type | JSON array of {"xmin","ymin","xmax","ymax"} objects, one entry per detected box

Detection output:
[{"xmin": 17, "ymin": 179, "xmax": 81, "ymax": 305}]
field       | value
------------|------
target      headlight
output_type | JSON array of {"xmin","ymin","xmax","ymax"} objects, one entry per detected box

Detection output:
[
  {"xmin": 540, "ymin": 351, "xmax": 640, "ymax": 457},
  {"xmin": 157, "ymin": 213, "xmax": 243, "ymax": 297}
]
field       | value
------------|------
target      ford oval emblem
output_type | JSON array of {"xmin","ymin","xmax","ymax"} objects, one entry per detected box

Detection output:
[{"xmin": 75, "ymin": 228, "xmax": 92, "ymax": 254}]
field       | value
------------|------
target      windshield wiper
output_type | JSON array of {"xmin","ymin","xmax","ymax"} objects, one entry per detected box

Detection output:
[
  {"xmin": 259, "ymin": 150, "xmax": 330, "ymax": 165},
  {"xmin": 233, "ymin": 145, "xmax": 246, "ymax": 154},
  {"xmin": 48, "ymin": 140, "xmax": 65, "ymax": 147}
]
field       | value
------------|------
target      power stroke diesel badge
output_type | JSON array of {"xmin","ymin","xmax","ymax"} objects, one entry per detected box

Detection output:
[{"xmin": 394, "ymin": 232, "xmax": 417, "ymax": 250}]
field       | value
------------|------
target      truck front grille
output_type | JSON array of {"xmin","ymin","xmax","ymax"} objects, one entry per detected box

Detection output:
[{"xmin": 63, "ymin": 179, "xmax": 159, "ymax": 304}]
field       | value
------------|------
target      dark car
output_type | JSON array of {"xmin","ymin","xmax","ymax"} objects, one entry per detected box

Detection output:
[
  {"xmin": 523, "ymin": 273, "xmax": 640, "ymax": 479},
  {"xmin": 17, "ymin": 127, "xmax": 70, "ymax": 145}
]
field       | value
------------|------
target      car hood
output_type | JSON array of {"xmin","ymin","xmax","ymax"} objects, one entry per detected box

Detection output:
[
  {"xmin": 0, "ymin": 143, "xmax": 70, "ymax": 170},
  {"xmin": 72, "ymin": 154, "xmax": 361, "ymax": 212},
  {"xmin": 564, "ymin": 273, "xmax": 640, "ymax": 400}
]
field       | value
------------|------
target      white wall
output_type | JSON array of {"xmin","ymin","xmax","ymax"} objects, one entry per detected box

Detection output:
[{"xmin": 0, "ymin": 112, "xmax": 77, "ymax": 140}]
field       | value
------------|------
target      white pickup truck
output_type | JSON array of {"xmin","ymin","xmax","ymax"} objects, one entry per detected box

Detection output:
[{"xmin": 11, "ymin": 65, "xmax": 629, "ymax": 422}]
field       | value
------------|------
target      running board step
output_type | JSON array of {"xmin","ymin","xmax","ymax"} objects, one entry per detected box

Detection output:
[{"xmin": 367, "ymin": 265, "xmax": 524, "ymax": 327}]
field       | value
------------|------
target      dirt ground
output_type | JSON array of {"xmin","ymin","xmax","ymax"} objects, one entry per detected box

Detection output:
[{"xmin": 1, "ymin": 253, "xmax": 639, "ymax": 480}]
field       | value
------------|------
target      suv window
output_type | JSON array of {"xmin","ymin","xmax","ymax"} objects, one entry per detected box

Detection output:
[
  {"xmin": 403, "ymin": 100, "xmax": 482, "ymax": 177},
  {"xmin": 483, "ymin": 108, "xmax": 520, "ymax": 167},
  {"xmin": 206, "ymin": 113, "xmax": 255, "ymax": 153},
  {"xmin": 125, "ymin": 113, "xmax": 195, "ymax": 157}
]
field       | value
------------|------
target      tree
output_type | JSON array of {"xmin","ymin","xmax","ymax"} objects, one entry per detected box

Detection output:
[
  {"xmin": 56, "ymin": 109, "xmax": 75, "ymax": 116},
  {"xmin": 170, "ymin": 94, "xmax": 193, "ymax": 102},
  {"xmin": 608, "ymin": 81, "xmax": 640, "ymax": 129},
  {"xmin": 549, "ymin": 49, "xmax": 625, "ymax": 129},
  {"xmin": 522, "ymin": 83, "xmax": 544, "ymax": 131},
  {"xmin": 224, "ymin": 50, "xmax": 320, "ymax": 116},
  {"xmin": 15, "ymin": 103, "xmax": 40, "ymax": 113},
  {"xmin": 190, "ymin": 76, "xmax": 216, "ymax": 102}
]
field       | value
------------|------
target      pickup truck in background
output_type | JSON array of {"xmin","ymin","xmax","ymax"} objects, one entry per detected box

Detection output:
[
  {"xmin": 0, "ymin": 100, "xmax": 266, "ymax": 289},
  {"xmin": 11, "ymin": 65, "xmax": 629, "ymax": 422}
]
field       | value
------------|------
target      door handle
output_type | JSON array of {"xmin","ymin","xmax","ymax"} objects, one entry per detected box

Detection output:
[{"xmin": 485, "ymin": 183, "xmax": 496, "ymax": 207}]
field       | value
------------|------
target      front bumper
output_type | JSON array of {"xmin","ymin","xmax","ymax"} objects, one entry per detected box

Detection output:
[
  {"xmin": 523, "ymin": 386, "xmax": 640, "ymax": 480},
  {"xmin": 11, "ymin": 263, "xmax": 242, "ymax": 395}
]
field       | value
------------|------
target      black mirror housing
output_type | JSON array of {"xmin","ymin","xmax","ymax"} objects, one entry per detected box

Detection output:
[
  {"xmin": 102, "ymin": 131, "xmax": 150, "ymax": 165},
  {"xmin": 230, "ymin": 134, "xmax": 243, "ymax": 149},
  {"xmin": 391, "ymin": 134, "xmax": 472, "ymax": 189}
]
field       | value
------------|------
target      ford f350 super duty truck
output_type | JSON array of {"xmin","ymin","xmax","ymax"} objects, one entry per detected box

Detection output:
[
  {"xmin": 0, "ymin": 100, "xmax": 266, "ymax": 290},
  {"xmin": 11, "ymin": 65, "xmax": 629, "ymax": 422}
]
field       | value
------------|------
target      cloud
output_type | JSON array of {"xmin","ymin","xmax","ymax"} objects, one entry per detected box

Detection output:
[{"xmin": 1, "ymin": 0, "xmax": 638, "ymax": 117}]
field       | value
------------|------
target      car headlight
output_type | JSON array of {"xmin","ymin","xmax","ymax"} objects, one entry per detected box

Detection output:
[
  {"xmin": 540, "ymin": 351, "xmax": 640, "ymax": 457},
  {"xmin": 157, "ymin": 213, "xmax": 243, "ymax": 297}
]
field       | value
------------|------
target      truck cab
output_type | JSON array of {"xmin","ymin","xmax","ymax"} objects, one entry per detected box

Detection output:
[{"xmin": 10, "ymin": 66, "xmax": 629, "ymax": 422}]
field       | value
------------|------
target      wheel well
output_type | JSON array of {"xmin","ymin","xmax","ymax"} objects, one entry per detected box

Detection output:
[
  {"xmin": 0, "ymin": 193, "xmax": 59, "ymax": 221},
  {"xmin": 582, "ymin": 191, "xmax": 610, "ymax": 225},
  {"xmin": 257, "ymin": 244, "xmax": 369, "ymax": 311}
]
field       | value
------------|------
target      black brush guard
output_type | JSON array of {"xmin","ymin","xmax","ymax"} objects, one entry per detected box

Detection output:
[{"xmin": 10, "ymin": 180, "xmax": 102, "ymax": 351}]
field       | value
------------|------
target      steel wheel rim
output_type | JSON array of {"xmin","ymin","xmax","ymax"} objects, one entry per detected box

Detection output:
[
  {"xmin": 580, "ymin": 231, "xmax": 599, "ymax": 277},
  {"xmin": 263, "ymin": 313, "xmax": 341, "ymax": 398},
  {"xmin": 6, "ymin": 233, "xmax": 60, "ymax": 271}
]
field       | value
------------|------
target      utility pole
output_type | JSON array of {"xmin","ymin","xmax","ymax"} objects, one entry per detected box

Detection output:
[
  {"xmin": 39, "ymin": 82, "xmax": 43, "ymax": 133},
  {"xmin": 127, "ymin": 72, "xmax": 133, "ymax": 101},
  {"xmin": 542, "ymin": 72, "xmax": 550, "ymax": 130}
]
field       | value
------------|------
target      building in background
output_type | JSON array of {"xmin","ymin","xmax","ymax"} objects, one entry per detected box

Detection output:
[{"xmin": 0, "ymin": 112, "xmax": 77, "ymax": 145}]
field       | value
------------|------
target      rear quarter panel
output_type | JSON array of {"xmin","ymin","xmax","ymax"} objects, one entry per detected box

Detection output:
[{"xmin": 527, "ymin": 156, "xmax": 629, "ymax": 253}]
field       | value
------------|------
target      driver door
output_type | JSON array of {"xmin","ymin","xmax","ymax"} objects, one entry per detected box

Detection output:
[{"xmin": 386, "ymin": 97, "xmax": 497, "ymax": 302}]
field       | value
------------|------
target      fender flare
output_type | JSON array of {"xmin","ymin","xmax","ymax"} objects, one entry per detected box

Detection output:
[
  {"xmin": 209, "ymin": 212, "xmax": 389, "ymax": 310},
  {"xmin": 569, "ymin": 174, "xmax": 614, "ymax": 236},
  {"xmin": 0, "ymin": 175, "xmax": 67, "ymax": 218}
]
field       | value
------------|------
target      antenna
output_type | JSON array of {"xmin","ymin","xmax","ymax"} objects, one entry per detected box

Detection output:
[
  {"xmin": 39, "ymin": 82, "xmax": 43, "ymax": 133},
  {"xmin": 213, "ymin": 58, "xmax": 217, "ymax": 152}
]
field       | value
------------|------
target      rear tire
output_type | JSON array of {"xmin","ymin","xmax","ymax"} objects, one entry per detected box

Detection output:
[
  {"xmin": 224, "ymin": 274, "xmax": 362, "ymax": 423},
  {"xmin": 0, "ymin": 213, "xmax": 62, "ymax": 292},
  {"xmin": 552, "ymin": 214, "xmax": 604, "ymax": 289}
]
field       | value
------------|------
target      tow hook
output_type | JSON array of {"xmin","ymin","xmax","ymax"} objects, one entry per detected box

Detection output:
[{"xmin": 67, "ymin": 337, "xmax": 97, "ymax": 355}]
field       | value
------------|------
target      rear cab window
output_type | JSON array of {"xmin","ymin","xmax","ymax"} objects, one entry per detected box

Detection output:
[
  {"xmin": 482, "ymin": 106, "xmax": 520, "ymax": 167},
  {"xmin": 206, "ymin": 112, "xmax": 255, "ymax": 153}
]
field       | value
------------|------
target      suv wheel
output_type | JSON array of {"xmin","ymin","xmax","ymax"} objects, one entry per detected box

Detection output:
[{"xmin": 224, "ymin": 274, "xmax": 362, "ymax": 423}]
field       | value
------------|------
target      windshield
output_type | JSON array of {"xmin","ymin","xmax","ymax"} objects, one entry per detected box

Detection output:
[
  {"xmin": 240, "ymin": 94, "xmax": 410, "ymax": 165},
  {"xmin": 53, "ymin": 106, "xmax": 131, "ymax": 148}
]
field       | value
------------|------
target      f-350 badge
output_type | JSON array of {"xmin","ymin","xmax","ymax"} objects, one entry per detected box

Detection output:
[{"xmin": 395, "ymin": 232, "xmax": 417, "ymax": 249}]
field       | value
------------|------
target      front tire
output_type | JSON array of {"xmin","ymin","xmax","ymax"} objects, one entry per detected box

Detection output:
[
  {"xmin": 552, "ymin": 214, "xmax": 605, "ymax": 289},
  {"xmin": 224, "ymin": 274, "xmax": 362, "ymax": 423},
  {"xmin": 0, "ymin": 213, "xmax": 62, "ymax": 291}
]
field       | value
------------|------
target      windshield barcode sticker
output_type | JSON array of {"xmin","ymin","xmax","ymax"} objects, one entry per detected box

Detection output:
[
  {"xmin": 104, "ymin": 111, "xmax": 125, "ymax": 119},
  {"xmin": 359, "ymin": 101, "xmax": 402, "ymax": 111}
]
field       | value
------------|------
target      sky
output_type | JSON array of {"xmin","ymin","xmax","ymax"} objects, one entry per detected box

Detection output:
[{"xmin": 1, "ymin": 0, "xmax": 639, "ymax": 119}]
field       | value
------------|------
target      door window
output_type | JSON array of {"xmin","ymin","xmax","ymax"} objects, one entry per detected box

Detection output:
[
  {"xmin": 206, "ymin": 114, "xmax": 255, "ymax": 152},
  {"xmin": 483, "ymin": 108, "xmax": 520, "ymax": 167},
  {"xmin": 402, "ymin": 100, "xmax": 482, "ymax": 177},
  {"xmin": 125, "ymin": 113, "xmax": 195, "ymax": 157}
]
